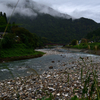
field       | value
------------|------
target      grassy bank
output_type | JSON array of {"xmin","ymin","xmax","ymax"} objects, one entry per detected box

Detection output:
[
  {"xmin": 71, "ymin": 42, "xmax": 100, "ymax": 50},
  {"xmin": 63, "ymin": 42, "xmax": 100, "ymax": 55},
  {"xmin": 0, "ymin": 44, "xmax": 45, "ymax": 62}
]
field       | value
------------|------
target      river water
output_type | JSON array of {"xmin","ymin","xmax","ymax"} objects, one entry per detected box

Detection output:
[{"xmin": 0, "ymin": 48, "xmax": 100, "ymax": 81}]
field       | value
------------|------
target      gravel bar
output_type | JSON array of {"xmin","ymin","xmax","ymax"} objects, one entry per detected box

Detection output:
[{"xmin": 0, "ymin": 56, "xmax": 100, "ymax": 100}]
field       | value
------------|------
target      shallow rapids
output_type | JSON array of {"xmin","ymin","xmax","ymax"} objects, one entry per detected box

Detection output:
[{"xmin": 0, "ymin": 48, "xmax": 100, "ymax": 81}]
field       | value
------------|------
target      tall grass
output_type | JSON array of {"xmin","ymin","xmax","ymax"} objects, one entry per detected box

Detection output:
[
  {"xmin": 70, "ymin": 57, "xmax": 100, "ymax": 100},
  {"xmin": 37, "ymin": 56, "xmax": 100, "ymax": 100},
  {"xmin": 95, "ymin": 45, "xmax": 98, "ymax": 54}
]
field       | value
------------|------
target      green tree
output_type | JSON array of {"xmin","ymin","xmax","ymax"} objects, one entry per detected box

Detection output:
[
  {"xmin": 3, "ymin": 13, "xmax": 7, "ymax": 23},
  {"xmin": 81, "ymin": 38, "xmax": 87, "ymax": 43},
  {"xmin": 71, "ymin": 39, "xmax": 78, "ymax": 45},
  {"xmin": 0, "ymin": 16, "xmax": 7, "ymax": 32},
  {"xmin": 11, "ymin": 27, "xmax": 39, "ymax": 48},
  {"xmin": 0, "ymin": 12, "xmax": 2, "ymax": 16},
  {"xmin": 1, "ymin": 33, "xmax": 16, "ymax": 49}
]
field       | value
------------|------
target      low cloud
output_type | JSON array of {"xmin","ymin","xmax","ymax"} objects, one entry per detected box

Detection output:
[
  {"xmin": 51, "ymin": 2, "xmax": 100, "ymax": 23},
  {"xmin": 0, "ymin": 0, "xmax": 71, "ymax": 19},
  {"xmin": 1, "ymin": 0, "xmax": 100, "ymax": 22},
  {"xmin": 33, "ymin": 0, "xmax": 100, "ymax": 23},
  {"xmin": 0, "ymin": 2, "xmax": 12, "ymax": 16},
  {"xmin": 0, "ymin": 0, "xmax": 38, "ymax": 17}
]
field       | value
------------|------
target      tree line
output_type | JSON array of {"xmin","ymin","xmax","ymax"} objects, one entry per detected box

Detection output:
[
  {"xmin": 0, "ymin": 12, "xmax": 48, "ymax": 50},
  {"xmin": 10, "ymin": 13, "xmax": 100, "ymax": 44}
]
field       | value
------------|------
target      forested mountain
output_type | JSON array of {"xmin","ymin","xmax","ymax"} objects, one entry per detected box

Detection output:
[
  {"xmin": 86, "ymin": 28, "xmax": 100, "ymax": 42},
  {"xmin": 10, "ymin": 14, "xmax": 100, "ymax": 44},
  {"xmin": 3, "ymin": 0, "xmax": 100, "ymax": 44}
]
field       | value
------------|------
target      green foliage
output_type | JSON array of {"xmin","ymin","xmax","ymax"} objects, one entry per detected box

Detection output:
[
  {"xmin": 3, "ymin": 13, "xmax": 7, "ymax": 23},
  {"xmin": 70, "ymin": 95, "xmax": 80, "ymax": 100},
  {"xmin": 70, "ymin": 58, "xmax": 100, "ymax": 100},
  {"xmin": 0, "ymin": 16, "xmax": 7, "ymax": 31},
  {"xmin": 0, "ymin": 12, "xmax": 45, "ymax": 58},
  {"xmin": 72, "ymin": 43, "xmax": 88, "ymax": 49},
  {"xmin": 10, "ymin": 14, "xmax": 100, "ymax": 44},
  {"xmin": 1, "ymin": 33, "xmax": 16, "ymax": 49},
  {"xmin": 72, "ymin": 42, "xmax": 100, "ymax": 50},
  {"xmin": 71, "ymin": 39, "xmax": 78, "ymax": 45},
  {"xmin": 0, "ymin": 25, "xmax": 45, "ymax": 49},
  {"xmin": 81, "ymin": 38, "xmax": 87, "ymax": 43},
  {"xmin": 86, "ymin": 28, "xmax": 100, "ymax": 42},
  {"xmin": 11, "ymin": 27, "xmax": 39, "ymax": 48},
  {"xmin": 0, "ymin": 12, "xmax": 10, "ymax": 32},
  {"xmin": 0, "ymin": 43, "xmax": 44, "ymax": 58}
]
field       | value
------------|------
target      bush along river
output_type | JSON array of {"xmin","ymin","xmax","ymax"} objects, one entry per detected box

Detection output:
[{"xmin": 1, "ymin": 47, "xmax": 100, "ymax": 99}]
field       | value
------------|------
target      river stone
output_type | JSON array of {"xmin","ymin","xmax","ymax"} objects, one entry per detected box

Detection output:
[
  {"xmin": 49, "ymin": 66, "xmax": 53, "ymax": 69},
  {"xmin": 52, "ymin": 61, "xmax": 55, "ymax": 63}
]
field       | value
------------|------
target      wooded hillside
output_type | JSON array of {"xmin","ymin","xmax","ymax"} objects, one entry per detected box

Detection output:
[{"xmin": 10, "ymin": 14, "xmax": 100, "ymax": 44}]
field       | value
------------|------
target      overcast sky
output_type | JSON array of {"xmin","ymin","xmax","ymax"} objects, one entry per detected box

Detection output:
[
  {"xmin": 32, "ymin": 0, "xmax": 100, "ymax": 23},
  {"xmin": 1, "ymin": 0, "xmax": 100, "ymax": 23}
]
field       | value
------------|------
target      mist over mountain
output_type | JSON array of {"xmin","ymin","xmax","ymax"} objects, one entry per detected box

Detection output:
[
  {"xmin": 1, "ymin": 0, "xmax": 100, "ymax": 44},
  {"xmin": 0, "ymin": 0, "xmax": 71, "ymax": 19}
]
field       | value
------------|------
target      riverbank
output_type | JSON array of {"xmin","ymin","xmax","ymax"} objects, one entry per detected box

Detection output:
[
  {"xmin": 0, "ymin": 56, "xmax": 100, "ymax": 99},
  {"xmin": 63, "ymin": 47, "xmax": 100, "ymax": 55},
  {"xmin": 0, "ymin": 51, "xmax": 45, "ymax": 63},
  {"xmin": 36, "ymin": 49, "xmax": 62, "ymax": 56}
]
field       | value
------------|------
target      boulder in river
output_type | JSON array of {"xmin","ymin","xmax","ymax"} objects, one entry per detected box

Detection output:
[
  {"xmin": 52, "ymin": 61, "xmax": 55, "ymax": 63},
  {"xmin": 49, "ymin": 66, "xmax": 53, "ymax": 69}
]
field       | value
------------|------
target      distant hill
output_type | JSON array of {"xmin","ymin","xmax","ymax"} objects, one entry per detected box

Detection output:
[
  {"xmin": 3, "ymin": 0, "xmax": 100, "ymax": 44},
  {"xmin": 10, "ymin": 14, "xmax": 100, "ymax": 44},
  {"xmin": 86, "ymin": 28, "xmax": 100, "ymax": 42}
]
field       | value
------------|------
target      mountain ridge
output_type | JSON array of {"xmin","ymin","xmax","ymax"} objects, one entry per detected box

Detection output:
[
  {"xmin": 3, "ymin": 0, "xmax": 100, "ymax": 44},
  {"xmin": 9, "ymin": 13, "xmax": 100, "ymax": 44}
]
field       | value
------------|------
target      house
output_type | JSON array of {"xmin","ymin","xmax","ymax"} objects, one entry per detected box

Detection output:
[
  {"xmin": 78, "ymin": 40, "xmax": 81, "ymax": 44},
  {"xmin": 0, "ymin": 32, "xmax": 8, "ymax": 39}
]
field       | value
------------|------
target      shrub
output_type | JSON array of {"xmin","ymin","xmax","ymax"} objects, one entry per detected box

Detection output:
[{"xmin": 71, "ymin": 39, "xmax": 78, "ymax": 45}]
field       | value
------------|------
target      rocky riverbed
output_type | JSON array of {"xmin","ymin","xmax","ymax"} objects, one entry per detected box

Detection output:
[{"xmin": 0, "ymin": 49, "xmax": 100, "ymax": 99}]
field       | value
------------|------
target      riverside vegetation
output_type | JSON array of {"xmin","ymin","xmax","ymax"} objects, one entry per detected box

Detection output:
[
  {"xmin": 65, "ymin": 26, "xmax": 100, "ymax": 51},
  {"xmin": 64, "ymin": 38, "xmax": 100, "ymax": 55},
  {"xmin": 72, "ymin": 42, "xmax": 100, "ymax": 50},
  {"xmin": 0, "ymin": 12, "xmax": 46, "ymax": 62}
]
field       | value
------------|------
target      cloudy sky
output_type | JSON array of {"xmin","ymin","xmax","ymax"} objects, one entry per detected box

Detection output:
[
  {"xmin": 1, "ymin": 0, "xmax": 100, "ymax": 23},
  {"xmin": 33, "ymin": 0, "xmax": 100, "ymax": 23}
]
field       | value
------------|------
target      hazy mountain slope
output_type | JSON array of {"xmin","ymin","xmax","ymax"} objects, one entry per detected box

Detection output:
[
  {"xmin": 10, "ymin": 14, "xmax": 100, "ymax": 44},
  {"xmin": 86, "ymin": 28, "xmax": 100, "ymax": 42},
  {"xmin": 4, "ymin": 0, "xmax": 100, "ymax": 44},
  {"xmin": 6, "ymin": 0, "xmax": 71, "ymax": 19}
]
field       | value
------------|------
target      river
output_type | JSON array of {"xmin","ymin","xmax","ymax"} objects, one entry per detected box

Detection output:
[{"xmin": 0, "ymin": 47, "xmax": 100, "ymax": 81}]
